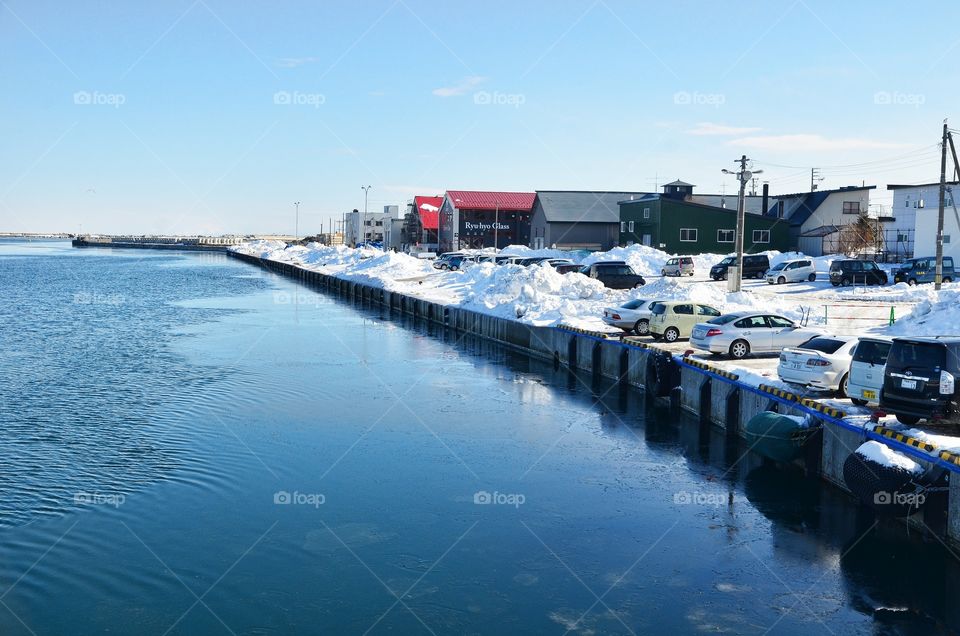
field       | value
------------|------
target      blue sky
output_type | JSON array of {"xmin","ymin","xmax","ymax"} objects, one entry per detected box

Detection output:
[{"xmin": 1, "ymin": 0, "xmax": 956, "ymax": 234}]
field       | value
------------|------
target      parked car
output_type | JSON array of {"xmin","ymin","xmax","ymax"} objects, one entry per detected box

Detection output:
[
  {"xmin": 689, "ymin": 312, "xmax": 824, "ymax": 359},
  {"xmin": 554, "ymin": 263, "xmax": 582, "ymax": 274},
  {"xmin": 519, "ymin": 256, "xmax": 550, "ymax": 266},
  {"xmin": 892, "ymin": 256, "xmax": 955, "ymax": 285},
  {"xmin": 777, "ymin": 335, "xmax": 858, "ymax": 394},
  {"xmin": 766, "ymin": 259, "xmax": 817, "ymax": 284},
  {"xmin": 649, "ymin": 302, "xmax": 721, "ymax": 342},
  {"xmin": 545, "ymin": 258, "xmax": 576, "ymax": 268},
  {"xmin": 829, "ymin": 259, "xmax": 888, "ymax": 287},
  {"xmin": 709, "ymin": 254, "xmax": 770, "ymax": 280},
  {"xmin": 579, "ymin": 261, "xmax": 646, "ymax": 289},
  {"xmin": 439, "ymin": 255, "xmax": 469, "ymax": 271},
  {"xmin": 433, "ymin": 252, "xmax": 467, "ymax": 269},
  {"xmin": 879, "ymin": 337, "xmax": 960, "ymax": 426},
  {"xmin": 602, "ymin": 298, "xmax": 662, "ymax": 334},
  {"xmin": 846, "ymin": 336, "xmax": 893, "ymax": 406},
  {"xmin": 661, "ymin": 256, "xmax": 695, "ymax": 277}
]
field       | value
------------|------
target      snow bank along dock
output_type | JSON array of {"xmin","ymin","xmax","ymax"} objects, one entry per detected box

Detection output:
[{"xmin": 224, "ymin": 248, "xmax": 960, "ymax": 547}]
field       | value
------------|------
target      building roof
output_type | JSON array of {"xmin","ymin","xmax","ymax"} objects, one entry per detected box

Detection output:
[
  {"xmin": 413, "ymin": 196, "xmax": 443, "ymax": 230},
  {"xmin": 663, "ymin": 179, "xmax": 695, "ymax": 187},
  {"xmin": 799, "ymin": 224, "xmax": 841, "ymax": 238},
  {"xmin": 446, "ymin": 190, "xmax": 536, "ymax": 211},
  {"xmin": 772, "ymin": 185, "xmax": 876, "ymax": 228},
  {"xmin": 887, "ymin": 181, "xmax": 960, "ymax": 190},
  {"xmin": 536, "ymin": 191, "xmax": 648, "ymax": 223}
]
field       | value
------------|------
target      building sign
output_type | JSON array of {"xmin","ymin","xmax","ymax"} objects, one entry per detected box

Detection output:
[{"xmin": 463, "ymin": 220, "xmax": 512, "ymax": 233}]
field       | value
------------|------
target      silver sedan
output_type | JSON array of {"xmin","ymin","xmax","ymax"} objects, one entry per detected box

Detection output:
[
  {"xmin": 601, "ymin": 299, "xmax": 661, "ymax": 335},
  {"xmin": 689, "ymin": 311, "xmax": 824, "ymax": 359}
]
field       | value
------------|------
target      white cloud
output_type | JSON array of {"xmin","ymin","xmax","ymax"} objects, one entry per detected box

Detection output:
[
  {"xmin": 432, "ymin": 76, "xmax": 486, "ymax": 97},
  {"xmin": 727, "ymin": 133, "xmax": 906, "ymax": 151},
  {"xmin": 276, "ymin": 57, "xmax": 319, "ymax": 69},
  {"xmin": 687, "ymin": 122, "xmax": 762, "ymax": 136}
]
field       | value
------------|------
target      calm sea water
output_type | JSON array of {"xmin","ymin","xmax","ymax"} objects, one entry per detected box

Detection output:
[{"xmin": 1, "ymin": 239, "xmax": 957, "ymax": 635}]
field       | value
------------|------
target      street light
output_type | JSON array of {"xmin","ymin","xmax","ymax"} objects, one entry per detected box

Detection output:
[
  {"xmin": 294, "ymin": 201, "xmax": 301, "ymax": 241},
  {"xmin": 361, "ymin": 185, "xmax": 372, "ymax": 246},
  {"xmin": 721, "ymin": 156, "xmax": 762, "ymax": 293}
]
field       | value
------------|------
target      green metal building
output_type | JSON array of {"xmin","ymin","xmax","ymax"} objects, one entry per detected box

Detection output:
[{"xmin": 618, "ymin": 192, "xmax": 789, "ymax": 255}]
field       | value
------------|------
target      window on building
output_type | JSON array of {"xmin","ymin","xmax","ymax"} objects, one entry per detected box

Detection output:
[
  {"xmin": 842, "ymin": 201, "xmax": 861, "ymax": 214},
  {"xmin": 717, "ymin": 229, "xmax": 734, "ymax": 243},
  {"xmin": 752, "ymin": 229, "xmax": 770, "ymax": 243},
  {"xmin": 628, "ymin": 220, "xmax": 635, "ymax": 232},
  {"xmin": 643, "ymin": 207, "xmax": 651, "ymax": 219},
  {"xmin": 946, "ymin": 235, "xmax": 952, "ymax": 244},
  {"xmin": 680, "ymin": 228, "xmax": 698, "ymax": 242},
  {"xmin": 620, "ymin": 222, "xmax": 626, "ymax": 232}
]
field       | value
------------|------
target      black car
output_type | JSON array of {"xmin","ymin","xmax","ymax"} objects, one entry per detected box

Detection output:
[
  {"xmin": 829, "ymin": 259, "xmax": 888, "ymax": 287},
  {"xmin": 579, "ymin": 261, "xmax": 646, "ymax": 289},
  {"xmin": 709, "ymin": 254, "xmax": 770, "ymax": 280},
  {"xmin": 880, "ymin": 337, "xmax": 960, "ymax": 426}
]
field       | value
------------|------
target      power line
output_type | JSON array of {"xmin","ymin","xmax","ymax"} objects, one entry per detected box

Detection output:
[{"xmin": 752, "ymin": 144, "xmax": 939, "ymax": 170}]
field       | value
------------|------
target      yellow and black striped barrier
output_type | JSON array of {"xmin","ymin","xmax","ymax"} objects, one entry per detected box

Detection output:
[
  {"xmin": 557, "ymin": 324, "xmax": 612, "ymax": 339},
  {"xmin": 939, "ymin": 450, "xmax": 960, "ymax": 467},
  {"xmin": 622, "ymin": 337, "xmax": 654, "ymax": 349},
  {"xmin": 757, "ymin": 384, "xmax": 802, "ymax": 403},
  {"xmin": 872, "ymin": 425, "xmax": 938, "ymax": 453},
  {"xmin": 681, "ymin": 357, "xmax": 740, "ymax": 381},
  {"xmin": 799, "ymin": 398, "xmax": 845, "ymax": 419}
]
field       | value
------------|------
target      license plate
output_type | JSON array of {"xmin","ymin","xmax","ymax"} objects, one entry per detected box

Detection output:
[
  {"xmin": 789, "ymin": 362, "xmax": 802, "ymax": 370},
  {"xmin": 901, "ymin": 379, "xmax": 917, "ymax": 390},
  {"xmin": 862, "ymin": 389, "xmax": 876, "ymax": 399}
]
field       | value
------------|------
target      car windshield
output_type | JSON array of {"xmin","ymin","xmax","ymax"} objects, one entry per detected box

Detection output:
[
  {"xmin": 621, "ymin": 299, "xmax": 646, "ymax": 310},
  {"xmin": 718, "ymin": 257, "xmax": 734, "ymax": 266},
  {"xmin": 769, "ymin": 262, "xmax": 786, "ymax": 271},
  {"xmin": 853, "ymin": 340, "xmax": 892, "ymax": 365},
  {"xmin": 887, "ymin": 341, "xmax": 946, "ymax": 371},
  {"xmin": 798, "ymin": 337, "xmax": 846, "ymax": 354},
  {"xmin": 708, "ymin": 314, "xmax": 741, "ymax": 325}
]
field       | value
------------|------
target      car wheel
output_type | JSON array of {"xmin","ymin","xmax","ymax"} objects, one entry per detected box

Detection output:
[
  {"xmin": 851, "ymin": 398, "xmax": 868, "ymax": 407},
  {"xmin": 449, "ymin": 265, "xmax": 459, "ymax": 271},
  {"xmin": 777, "ymin": 276, "xmax": 786, "ymax": 285},
  {"xmin": 908, "ymin": 278, "xmax": 917, "ymax": 286},
  {"xmin": 945, "ymin": 277, "xmax": 953, "ymax": 284},
  {"xmin": 722, "ymin": 272, "xmax": 729, "ymax": 281},
  {"xmin": 841, "ymin": 277, "xmax": 851, "ymax": 287},
  {"xmin": 633, "ymin": 319, "xmax": 649, "ymax": 335},
  {"xmin": 897, "ymin": 414, "xmax": 921, "ymax": 426},
  {"xmin": 808, "ymin": 273, "xmax": 816, "ymax": 282},
  {"xmin": 729, "ymin": 339, "xmax": 750, "ymax": 359},
  {"xmin": 831, "ymin": 282, "xmax": 839, "ymax": 287},
  {"xmin": 440, "ymin": 264, "xmax": 448, "ymax": 270},
  {"xmin": 838, "ymin": 374, "xmax": 849, "ymax": 397},
  {"xmin": 661, "ymin": 269, "xmax": 666, "ymax": 277},
  {"xmin": 664, "ymin": 327, "xmax": 680, "ymax": 342}
]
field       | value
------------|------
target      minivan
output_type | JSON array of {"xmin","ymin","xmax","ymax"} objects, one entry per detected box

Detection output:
[
  {"xmin": 892, "ymin": 256, "xmax": 955, "ymax": 285},
  {"xmin": 649, "ymin": 301, "xmax": 721, "ymax": 342},
  {"xmin": 709, "ymin": 254, "xmax": 770, "ymax": 280},
  {"xmin": 661, "ymin": 256, "xmax": 695, "ymax": 277},
  {"xmin": 880, "ymin": 337, "xmax": 960, "ymax": 425},
  {"xmin": 829, "ymin": 260, "xmax": 888, "ymax": 287},
  {"xmin": 846, "ymin": 336, "xmax": 892, "ymax": 405},
  {"xmin": 578, "ymin": 261, "xmax": 646, "ymax": 289},
  {"xmin": 766, "ymin": 259, "xmax": 816, "ymax": 284}
]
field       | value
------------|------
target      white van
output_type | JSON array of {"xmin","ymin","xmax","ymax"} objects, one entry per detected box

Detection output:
[
  {"xmin": 661, "ymin": 256, "xmax": 695, "ymax": 277},
  {"xmin": 845, "ymin": 336, "xmax": 893, "ymax": 406},
  {"xmin": 766, "ymin": 258, "xmax": 816, "ymax": 284}
]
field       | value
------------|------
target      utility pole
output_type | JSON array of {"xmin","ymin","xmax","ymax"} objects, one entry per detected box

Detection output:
[
  {"xmin": 494, "ymin": 202, "xmax": 500, "ymax": 250},
  {"xmin": 936, "ymin": 120, "xmax": 948, "ymax": 290},
  {"xmin": 722, "ymin": 155, "xmax": 762, "ymax": 293},
  {"xmin": 750, "ymin": 177, "xmax": 758, "ymax": 196},
  {"xmin": 811, "ymin": 168, "xmax": 822, "ymax": 191}
]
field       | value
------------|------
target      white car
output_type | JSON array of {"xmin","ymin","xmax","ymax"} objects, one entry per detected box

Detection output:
[
  {"xmin": 845, "ymin": 336, "xmax": 893, "ymax": 406},
  {"xmin": 766, "ymin": 259, "xmax": 817, "ymax": 284},
  {"xmin": 601, "ymin": 299, "xmax": 662, "ymax": 335},
  {"xmin": 689, "ymin": 311, "xmax": 824, "ymax": 359},
  {"xmin": 778, "ymin": 335, "xmax": 858, "ymax": 394}
]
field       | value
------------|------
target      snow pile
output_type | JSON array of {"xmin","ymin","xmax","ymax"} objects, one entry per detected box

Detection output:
[
  {"xmin": 883, "ymin": 288, "xmax": 960, "ymax": 336},
  {"xmin": 240, "ymin": 239, "xmax": 289, "ymax": 260},
  {"xmin": 855, "ymin": 440, "xmax": 922, "ymax": 474}
]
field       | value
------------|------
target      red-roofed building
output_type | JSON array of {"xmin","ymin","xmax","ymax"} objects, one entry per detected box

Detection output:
[
  {"xmin": 403, "ymin": 195, "xmax": 444, "ymax": 253},
  {"xmin": 439, "ymin": 190, "xmax": 536, "ymax": 251}
]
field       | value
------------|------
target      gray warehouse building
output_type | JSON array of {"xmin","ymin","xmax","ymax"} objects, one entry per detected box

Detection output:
[{"xmin": 529, "ymin": 191, "xmax": 648, "ymax": 250}]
